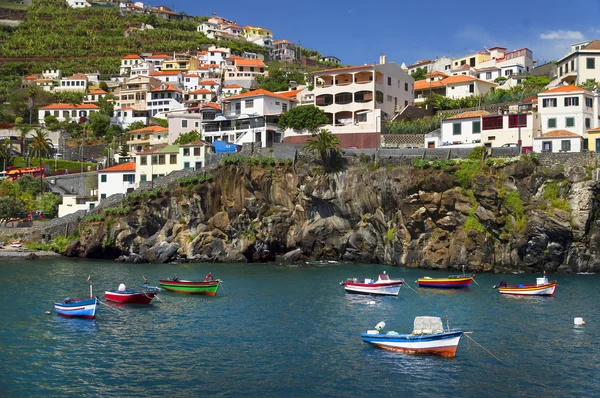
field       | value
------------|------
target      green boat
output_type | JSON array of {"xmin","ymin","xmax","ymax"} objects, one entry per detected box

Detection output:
[{"xmin": 159, "ymin": 275, "xmax": 221, "ymax": 296}]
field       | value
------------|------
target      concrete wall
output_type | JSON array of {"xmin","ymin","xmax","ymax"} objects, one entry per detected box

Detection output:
[{"xmin": 47, "ymin": 172, "xmax": 98, "ymax": 196}]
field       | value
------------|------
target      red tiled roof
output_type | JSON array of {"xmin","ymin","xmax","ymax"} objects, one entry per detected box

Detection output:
[
  {"xmin": 446, "ymin": 111, "xmax": 491, "ymax": 120},
  {"xmin": 224, "ymin": 89, "xmax": 297, "ymax": 102},
  {"xmin": 129, "ymin": 125, "xmax": 168, "ymax": 133},
  {"xmin": 151, "ymin": 84, "xmax": 181, "ymax": 93},
  {"xmin": 88, "ymin": 89, "xmax": 108, "ymax": 95},
  {"xmin": 204, "ymin": 103, "xmax": 221, "ymax": 110},
  {"xmin": 190, "ymin": 89, "xmax": 212, "ymax": 94},
  {"xmin": 540, "ymin": 84, "xmax": 590, "ymax": 94},
  {"xmin": 275, "ymin": 89, "xmax": 304, "ymax": 98},
  {"xmin": 224, "ymin": 84, "xmax": 242, "ymax": 89},
  {"xmin": 179, "ymin": 139, "xmax": 209, "ymax": 147},
  {"xmin": 535, "ymin": 130, "xmax": 582, "ymax": 138},
  {"xmin": 442, "ymin": 75, "xmax": 496, "ymax": 85},
  {"xmin": 40, "ymin": 103, "xmax": 99, "ymax": 110},
  {"xmin": 150, "ymin": 71, "xmax": 182, "ymax": 76},
  {"xmin": 146, "ymin": 54, "xmax": 171, "ymax": 59},
  {"xmin": 226, "ymin": 56, "xmax": 266, "ymax": 67},
  {"xmin": 64, "ymin": 73, "xmax": 88, "ymax": 81},
  {"xmin": 100, "ymin": 162, "xmax": 136, "ymax": 173},
  {"xmin": 425, "ymin": 71, "xmax": 449, "ymax": 78},
  {"xmin": 414, "ymin": 80, "xmax": 445, "ymax": 91},
  {"xmin": 199, "ymin": 80, "xmax": 218, "ymax": 85},
  {"xmin": 122, "ymin": 54, "xmax": 142, "ymax": 60}
]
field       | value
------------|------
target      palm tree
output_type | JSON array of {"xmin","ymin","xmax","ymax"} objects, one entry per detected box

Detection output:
[
  {"xmin": 29, "ymin": 128, "xmax": 53, "ymax": 194},
  {"xmin": 303, "ymin": 129, "xmax": 341, "ymax": 172},
  {"xmin": 17, "ymin": 125, "xmax": 32, "ymax": 166},
  {"xmin": 0, "ymin": 138, "xmax": 11, "ymax": 172}
]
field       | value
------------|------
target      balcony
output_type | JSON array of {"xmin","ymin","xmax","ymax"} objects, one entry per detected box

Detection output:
[{"xmin": 316, "ymin": 94, "xmax": 333, "ymax": 106}]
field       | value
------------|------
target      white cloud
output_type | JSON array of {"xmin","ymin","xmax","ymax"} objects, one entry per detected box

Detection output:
[{"xmin": 540, "ymin": 30, "xmax": 584, "ymax": 40}]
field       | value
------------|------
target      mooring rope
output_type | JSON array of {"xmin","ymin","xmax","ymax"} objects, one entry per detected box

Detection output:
[{"xmin": 464, "ymin": 333, "xmax": 508, "ymax": 366}]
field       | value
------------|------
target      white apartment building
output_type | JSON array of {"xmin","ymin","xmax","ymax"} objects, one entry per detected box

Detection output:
[
  {"xmin": 222, "ymin": 84, "xmax": 243, "ymax": 97},
  {"xmin": 537, "ymin": 85, "xmax": 599, "ymax": 136},
  {"xmin": 149, "ymin": 71, "xmax": 183, "ymax": 87},
  {"xmin": 112, "ymin": 107, "xmax": 149, "ymax": 129},
  {"xmin": 115, "ymin": 75, "xmax": 161, "ymax": 111},
  {"xmin": 58, "ymin": 195, "xmax": 97, "ymax": 217},
  {"xmin": 405, "ymin": 57, "xmax": 453, "ymax": 75},
  {"xmin": 443, "ymin": 75, "xmax": 497, "ymax": 99},
  {"xmin": 97, "ymin": 162, "xmax": 136, "ymax": 201},
  {"xmin": 57, "ymin": 73, "xmax": 88, "ymax": 92},
  {"xmin": 198, "ymin": 48, "xmax": 230, "ymax": 67},
  {"xmin": 553, "ymin": 40, "xmax": 600, "ymax": 86},
  {"xmin": 295, "ymin": 56, "xmax": 413, "ymax": 148},
  {"xmin": 147, "ymin": 83, "xmax": 183, "ymax": 117},
  {"xmin": 120, "ymin": 54, "xmax": 144, "ymax": 76}
]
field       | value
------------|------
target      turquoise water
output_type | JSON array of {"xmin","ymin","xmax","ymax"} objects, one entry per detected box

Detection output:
[{"xmin": 0, "ymin": 259, "xmax": 598, "ymax": 397}]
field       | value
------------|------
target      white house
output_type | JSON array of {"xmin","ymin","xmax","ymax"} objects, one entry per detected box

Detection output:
[
  {"xmin": 135, "ymin": 145, "xmax": 180, "ymax": 184},
  {"xmin": 222, "ymin": 84, "xmax": 243, "ymax": 97},
  {"xmin": 66, "ymin": 0, "xmax": 90, "ymax": 8},
  {"xmin": 120, "ymin": 54, "xmax": 144, "ymax": 76},
  {"xmin": 58, "ymin": 73, "xmax": 88, "ymax": 92},
  {"xmin": 84, "ymin": 89, "xmax": 108, "ymax": 103},
  {"xmin": 537, "ymin": 84, "xmax": 599, "ymax": 136},
  {"xmin": 42, "ymin": 69, "xmax": 61, "ymax": 80},
  {"xmin": 130, "ymin": 61, "xmax": 155, "ymax": 78},
  {"xmin": 144, "ymin": 53, "xmax": 171, "ymax": 72},
  {"xmin": 179, "ymin": 140, "xmax": 211, "ymax": 170},
  {"xmin": 127, "ymin": 125, "xmax": 169, "ymax": 153},
  {"xmin": 438, "ymin": 111, "xmax": 488, "ymax": 147},
  {"xmin": 224, "ymin": 56, "xmax": 267, "ymax": 89},
  {"xmin": 442, "ymin": 75, "xmax": 496, "ymax": 99},
  {"xmin": 533, "ymin": 130, "xmax": 583, "ymax": 153},
  {"xmin": 58, "ymin": 195, "xmax": 98, "ymax": 217},
  {"xmin": 149, "ymin": 71, "xmax": 183, "ymax": 87},
  {"xmin": 97, "ymin": 162, "xmax": 136, "ymax": 201},
  {"xmin": 112, "ymin": 107, "xmax": 149, "ymax": 129},
  {"xmin": 197, "ymin": 21, "xmax": 220, "ymax": 39},
  {"xmin": 147, "ymin": 83, "xmax": 183, "ymax": 117},
  {"xmin": 553, "ymin": 40, "xmax": 600, "ymax": 86},
  {"xmin": 38, "ymin": 103, "xmax": 99, "ymax": 123}
]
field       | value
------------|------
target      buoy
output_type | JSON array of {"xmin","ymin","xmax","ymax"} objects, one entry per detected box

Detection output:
[
  {"xmin": 45, "ymin": 311, "xmax": 51, "ymax": 315},
  {"xmin": 368, "ymin": 300, "xmax": 376, "ymax": 305},
  {"xmin": 574, "ymin": 317, "xmax": 585, "ymax": 326}
]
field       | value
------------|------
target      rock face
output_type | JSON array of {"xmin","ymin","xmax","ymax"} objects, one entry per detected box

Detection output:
[{"xmin": 65, "ymin": 157, "xmax": 600, "ymax": 273}]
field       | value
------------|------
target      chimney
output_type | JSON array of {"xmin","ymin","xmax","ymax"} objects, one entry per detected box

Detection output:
[{"xmin": 379, "ymin": 55, "xmax": 387, "ymax": 65}]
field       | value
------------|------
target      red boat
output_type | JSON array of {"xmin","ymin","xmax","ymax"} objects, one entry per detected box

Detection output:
[{"xmin": 104, "ymin": 284, "xmax": 159, "ymax": 304}]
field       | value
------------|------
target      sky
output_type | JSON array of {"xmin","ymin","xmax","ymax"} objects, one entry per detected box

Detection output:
[{"xmin": 166, "ymin": 0, "xmax": 600, "ymax": 67}]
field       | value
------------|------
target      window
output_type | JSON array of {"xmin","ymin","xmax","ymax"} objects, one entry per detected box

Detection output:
[
  {"xmin": 404, "ymin": 82, "xmax": 408, "ymax": 91},
  {"xmin": 548, "ymin": 118, "xmax": 557, "ymax": 128},
  {"xmin": 245, "ymin": 99, "xmax": 254, "ymax": 108},
  {"xmin": 169, "ymin": 154, "xmax": 177, "ymax": 164},
  {"xmin": 405, "ymin": 100, "xmax": 408, "ymax": 106},
  {"xmin": 488, "ymin": 136, "xmax": 496, "ymax": 141},
  {"xmin": 468, "ymin": 84, "xmax": 474, "ymax": 93},
  {"xmin": 183, "ymin": 148, "xmax": 190, "ymax": 156},
  {"xmin": 140, "ymin": 156, "xmax": 147, "ymax": 165},
  {"xmin": 586, "ymin": 118, "xmax": 591, "ymax": 129},
  {"xmin": 542, "ymin": 141, "xmax": 552, "ymax": 152},
  {"xmin": 375, "ymin": 91, "xmax": 383, "ymax": 103},
  {"xmin": 505, "ymin": 70, "xmax": 513, "ymax": 76},
  {"xmin": 564, "ymin": 97, "xmax": 579, "ymax": 106},
  {"xmin": 486, "ymin": 72, "xmax": 492, "ymax": 80},
  {"xmin": 508, "ymin": 115, "xmax": 527, "ymax": 128},
  {"xmin": 587, "ymin": 58, "xmax": 595, "ymax": 69},
  {"xmin": 571, "ymin": 60, "xmax": 575, "ymax": 71},
  {"xmin": 586, "ymin": 98, "xmax": 593, "ymax": 108},
  {"xmin": 158, "ymin": 155, "xmax": 166, "ymax": 165},
  {"xmin": 193, "ymin": 147, "xmax": 200, "ymax": 156},
  {"xmin": 182, "ymin": 120, "xmax": 188, "ymax": 128},
  {"xmin": 386, "ymin": 95, "xmax": 393, "ymax": 102},
  {"xmin": 561, "ymin": 140, "xmax": 571, "ymax": 151},
  {"xmin": 141, "ymin": 175, "xmax": 147, "ymax": 182},
  {"xmin": 482, "ymin": 116, "xmax": 503, "ymax": 130},
  {"xmin": 472, "ymin": 121, "xmax": 481, "ymax": 133},
  {"xmin": 101, "ymin": 193, "xmax": 106, "ymax": 199},
  {"xmin": 100, "ymin": 175, "xmax": 107, "ymax": 182},
  {"xmin": 453, "ymin": 123, "xmax": 461, "ymax": 135},
  {"xmin": 184, "ymin": 162, "xmax": 190, "ymax": 168},
  {"xmin": 469, "ymin": 57, "xmax": 475, "ymax": 67},
  {"xmin": 123, "ymin": 174, "xmax": 134, "ymax": 183},
  {"xmin": 151, "ymin": 155, "xmax": 157, "ymax": 165},
  {"xmin": 542, "ymin": 98, "xmax": 557, "ymax": 108},
  {"xmin": 388, "ymin": 77, "xmax": 392, "ymax": 86},
  {"xmin": 566, "ymin": 117, "xmax": 575, "ymax": 127},
  {"xmin": 282, "ymin": 103, "xmax": 288, "ymax": 112}
]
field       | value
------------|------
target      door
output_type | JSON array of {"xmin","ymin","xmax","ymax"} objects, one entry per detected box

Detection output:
[
  {"xmin": 595, "ymin": 138, "xmax": 600, "ymax": 152},
  {"xmin": 427, "ymin": 141, "xmax": 435, "ymax": 148}
]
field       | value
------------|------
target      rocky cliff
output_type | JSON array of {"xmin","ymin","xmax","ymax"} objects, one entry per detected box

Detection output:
[{"xmin": 64, "ymin": 155, "xmax": 600, "ymax": 273}]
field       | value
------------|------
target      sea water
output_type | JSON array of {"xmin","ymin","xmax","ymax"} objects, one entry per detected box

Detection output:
[{"xmin": 0, "ymin": 259, "xmax": 598, "ymax": 397}]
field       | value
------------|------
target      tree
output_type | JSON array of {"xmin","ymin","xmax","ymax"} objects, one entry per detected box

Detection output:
[
  {"xmin": 119, "ymin": 141, "xmax": 129, "ymax": 157},
  {"xmin": 410, "ymin": 67, "xmax": 427, "ymax": 81},
  {"xmin": 98, "ymin": 81, "xmax": 110, "ymax": 92},
  {"xmin": 16, "ymin": 124, "xmax": 31, "ymax": 162},
  {"xmin": 0, "ymin": 138, "xmax": 12, "ymax": 171},
  {"xmin": 174, "ymin": 130, "xmax": 201, "ymax": 145},
  {"xmin": 0, "ymin": 197, "xmax": 23, "ymax": 223},
  {"xmin": 29, "ymin": 128, "xmax": 53, "ymax": 193},
  {"xmin": 153, "ymin": 117, "xmax": 168, "ymax": 128},
  {"xmin": 37, "ymin": 192, "xmax": 61, "ymax": 218},
  {"xmin": 579, "ymin": 79, "xmax": 598, "ymax": 91},
  {"xmin": 302, "ymin": 129, "xmax": 341, "ymax": 172},
  {"xmin": 278, "ymin": 105, "xmax": 329, "ymax": 131},
  {"xmin": 127, "ymin": 121, "xmax": 145, "ymax": 132},
  {"xmin": 255, "ymin": 67, "xmax": 306, "ymax": 92},
  {"xmin": 88, "ymin": 112, "xmax": 111, "ymax": 138}
]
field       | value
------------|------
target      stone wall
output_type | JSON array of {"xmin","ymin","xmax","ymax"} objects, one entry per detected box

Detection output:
[{"xmin": 538, "ymin": 152, "xmax": 600, "ymax": 169}]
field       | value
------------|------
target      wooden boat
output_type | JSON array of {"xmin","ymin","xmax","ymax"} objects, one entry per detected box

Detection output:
[
  {"xmin": 105, "ymin": 284, "xmax": 159, "ymax": 304},
  {"xmin": 341, "ymin": 272, "xmax": 404, "ymax": 296},
  {"xmin": 159, "ymin": 274, "xmax": 221, "ymax": 296},
  {"xmin": 361, "ymin": 317, "xmax": 464, "ymax": 358},
  {"xmin": 495, "ymin": 274, "xmax": 557, "ymax": 296},
  {"xmin": 417, "ymin": 275, "xmax": 475, "ymax": 289},
  {"xmin": 54, "ymin": 296, "xmax": 98, "ymax": 319},
  {"xmin": 10, "ymin": 241, "xmax": 22, "ymax": 248}
]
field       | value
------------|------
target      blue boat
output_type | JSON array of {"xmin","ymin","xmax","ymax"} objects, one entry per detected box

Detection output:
[{"xmin": 54, "ymin": 297, "xmax": 98, "ymax": 319}]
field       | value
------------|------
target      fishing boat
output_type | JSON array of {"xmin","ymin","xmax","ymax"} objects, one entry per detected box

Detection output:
[
  {"xmin": 341, "ymin": 271, "xmax": 404, "ymax": 296},
  {"xmin": 54, "ymin": 279, "xmax": 98, "ymax": 319},
  {"xmin": 361, "ymin": 316, "xmax": 464, "ymax": 358},
  {"xmin": 417, "ymin": 275, "xmax": 475, "ymax": 289},
  {"xmin": 159, "ymin": 274, "xmax": 221, "ymax": 296},
  {"xmin": 9, "ymin": 241, "xmax": 22, "ymax": 248},
  {"xmin": 494, "ymin": 274, "xmax": 557, "ymax": 296},
  {"xmin": 104, "ymin": 283, "xmax": 159, "ymax": 304}
]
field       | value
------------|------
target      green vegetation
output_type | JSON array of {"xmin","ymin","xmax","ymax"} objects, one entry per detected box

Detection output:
[
  {"xmin": 255, "ymin": 67, "xmax": 306, "ymax": 92},
  {"xmin": 544, "ymin": 181, "xmax": 571, "ymax": 212},
  {"xmin": 410, "ymin": 67, "xmax": 427, "ymax": 81},
  {"xmin": 26, "ymin": 234, "xmax": 78, "ymax": 254},
  {"xmin": 173, "ymin": 130, "xmax": 201, "ymax": 145},
  {"xmin": 454, "ymin": 160, "xmax": 481, "ymax": 189},
  {"xmin": 0, "ymin": 175, "xmax": 63, "ymax": 219},
  {"xmin": 12, "ymin": 156, "xmax": 96, "ymax": 173},
  {"xmin": 278, "ymin": 105, "xmax": 329, "ymax": 131},
  {"xmin": 177, "ymin": 173, "xmax": 214, "ymax": 187},
  {"xmin": 219, "ymin": 155, "xmax": 292, "ymax": 167},
  {"xmin": 464, "ymin": 207, "xmax": 485, "ymax": 232},
  {"xmin": 386, "ymin": 114, "xmax": 441, "ymax": 135},
  {"xmin": 302, "ymin": 129, "xmax": 342, "ymax": 173}
]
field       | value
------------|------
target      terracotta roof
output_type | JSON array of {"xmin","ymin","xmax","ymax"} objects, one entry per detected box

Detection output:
[
  {"xmin": 150, "ymin": 71, "xmax": 182, "ymax": 76},
  {"xmin": 224, "ymin": 89, "xmax": 297, "ymax": 102},
  {"xmin": 151, "ymin": 84, "xmax": 181, "ymax": 93},
  {"xmin": 442, "ymin": 75, "xmax": 496, "ymax": 86},
  {"xmin": 100, "ymin": 162, "xmax": 136, "ymax": 173},
  {"xmin": 224, "ymin": 84, "xmax": 243, "ymax": 89},
  {"xmin": 88, "ymin": 89, "xmax": 108, "ymax": 95},
  {"xmin": 226, "ymin": 56, "xmax": 266, "ymax": 67},
  {"xmin": 588, "ymin": 127, "xmax": 600, "ymax": 133},
  {"xmin": 452, "ymin": 64, "xmax": 472, "ymax": 71},
  {"xmin": 122, "ymin": 54, "xmax": 142, "ymax": 60},
  {"xmin": 199, "ymin": 80, "xmax": 218, "ymax": 85},
  {"xmin": 40, "ymin": 103, "xmax": 99, "ymax": 110},
  {"xmin": 535, "ymin": 130, "xmax": 582, "ymax": 138},
  {"xmin": 414, "ymin": 80, "xmax": 445, "ymax": 91},
  {"xmin": 274, "ymin": 39, "xmax": 291, "ymax": 45},
  {"xmin": 223, "ymin": 24, "xmax": 241, "ymax": 29},
  {"xmin": 24, "ymin": 75, "xmax": 37, "ymax": 80},
  {"xmin": 408, "ymin": 60, "xmax": 433, "ymax": 68},
  {"xmin": 197, "ymin": 51, "xmax": 208, "ymax": 55},
  {"xmin": 446, "ymin": 111, "xmax": 491, "ymax": 120},
  {"xmin": 179, "ymin": 139, "xmax": 210, "ymax": 147},
  {"xmin": 425, "ymin": 71, "xmax": 449, "ymax": 78},
  {"xmin": 314, "ymin": 64, "xmax": 374, "ymax": 74},
  {"xmin": 274, "ymin": 89, "xmax": 304, "ymax": 98},
  {"xmin": 190, "ymin": 89, "xmax": 212, "ymax": 94},
  {"xmin": 129, "ymin": 126, "xmax": 168, "ymax": 133},
  {"xmin": 583, "ymin": 40, "xmax": 600, "ymax": 50},
  {"xmin": 64, "ymin": 73, "xmax": 88, "ymax": 81},
  {"xmin": 204, "ymin": 103, "xmax": 221, "ymax": 110},
  {"xmin": 146, "ymin": 54, "xmax": 171, "ymax": 59},
  {"xmin": 540, "ymin": 84, "xmax": 590, "ymax": 94}
]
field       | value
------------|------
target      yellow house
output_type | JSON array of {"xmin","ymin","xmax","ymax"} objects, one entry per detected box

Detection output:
[
  {"xmin": 161, "ymin": 56, "xmax": 200, "ymax": 72},
  {"xmin": 451, "ymin": 51, "xmax": 491, "ymax": 70},
  {"xmin": 242, "ymin": 25, "xmax": 272, "ymax": 38},
  {"xmin": 588, "ymin": 127, "xmax": 600, "ymax": 151}
]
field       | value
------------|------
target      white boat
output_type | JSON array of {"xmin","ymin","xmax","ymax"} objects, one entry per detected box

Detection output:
[
  {"xmin": 10, "ymin": 241, "xmax": 22, "ymax": 248},
  {"xmin": 361, "ymin": 317, "xmax": 464, "ymax": 358},
  {"xmin": 341, "ymin": 272, "xmax": 404, "ymax": 296},
  {"xmin": 495, "ymin": 275, "xmax": 557, "ymax": 296}
]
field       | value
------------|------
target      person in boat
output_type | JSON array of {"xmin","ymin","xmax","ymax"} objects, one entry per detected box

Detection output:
[
  {"xmin": 497, "ymin": 281, "xmax": 507, "ymax": 288},
  {"xmin": 118, "ymin": 283, "xmax": 126, "ymax": 292}
]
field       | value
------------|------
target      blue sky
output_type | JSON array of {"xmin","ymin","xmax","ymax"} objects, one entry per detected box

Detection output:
[{"xmin": 167, "ymin": 0, "xmax": 600, "ymax": 67}]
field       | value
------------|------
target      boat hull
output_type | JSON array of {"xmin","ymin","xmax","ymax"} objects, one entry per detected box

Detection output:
[
  {"xmin": 361, "ymin": 331, "xmax": 464, "ymax": 358},
  {"xmin": 54, "ymin": 297, "xmax": 98, "ymax": 319},
  {"xmin": 159, "ymin": 280, "xmax": 220, "ymax": 295},
  {"xmin": 344, "ymin": 281, "xmax": 403, "ymax": 296},
  {"xmin": 498, "ymin": 282, "xmax": 557, "ymax": 296},
  {"xmin": 417, "ymin": 276, "xmax": 474, "ymax": 289},
  {"xmin": 105, "ymin": 290, "xmax": 156, "ymax": 304}
]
